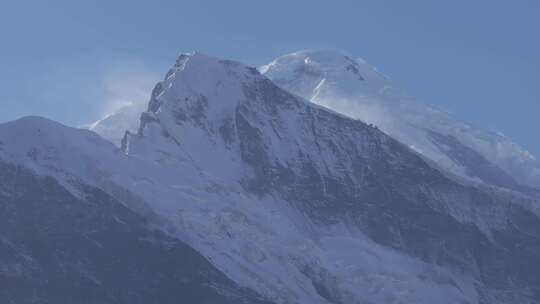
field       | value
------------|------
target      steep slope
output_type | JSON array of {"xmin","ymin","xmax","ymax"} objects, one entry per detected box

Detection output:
[
  {"xmin": 0, "ymin": 118, "xmax": 273, "ymax": 304},
  {"xmin": 120, "ymin": 52, "xmax": 540, "ymax": 303},
  {"xmin": 260, "ymin": 50, "xmax": 540, "ymax": 191}
]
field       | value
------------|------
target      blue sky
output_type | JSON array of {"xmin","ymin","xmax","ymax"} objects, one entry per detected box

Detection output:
[{"xmin": 1, "ymin": 0, "xmax": 539, "ymax": 155}]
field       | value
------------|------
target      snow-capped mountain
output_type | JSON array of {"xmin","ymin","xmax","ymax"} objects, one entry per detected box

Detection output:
[
  {"xmin": 260, "ymin": 50, "xmax": 540, "ymax": 191},
  {"xmin": 3, "ymin": 52, "xmax": 540, "ymax": 303}
]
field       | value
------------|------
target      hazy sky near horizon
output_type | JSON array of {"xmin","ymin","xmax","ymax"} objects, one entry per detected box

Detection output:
[{"xmin": 1, "ymin": 0, "xmax": 539, "ymax": 155}]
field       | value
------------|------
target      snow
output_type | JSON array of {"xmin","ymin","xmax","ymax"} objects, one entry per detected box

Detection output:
[
  {"xmin": 88, "ymin": 101, "xmax": 146, "ymax": 146},
  {"xmin": 0, "ymin": 116, "xmax": 125, "ymax": 191},
  {"xmin": 260, "ymin": 50, "xmax": 540, "ymax": 189}
]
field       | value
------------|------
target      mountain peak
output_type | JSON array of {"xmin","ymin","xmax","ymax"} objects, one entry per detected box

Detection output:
[
  {"xmin": 127, "ymin": 51, "xmax": 294, "ymax": 161},
  {"xmin": 156, "ymin": 51, "xmax": 264, "ymax": 100},
  {"xmin": 260, "ymin": 49, "xmax": 392, "ymax": 101},
  {"xmin": 142, "ymin": 52, "xmax": 264, "ymax": 135},
  {"xmin": 166, "ymin": 51, "xmax": 260, "ymax": 82},
  {"xmin": 260, "ymin": 49, "xmax": 374, "ymax": 76},
  {"xmin": 172, "ymin": 51, "xmax": 226, "ymax": 70},
  {"xmin": 261, "ymin": 50, "xmax": 540, "ymax": 190},
  {"xmin": 261, "ymin": 50, "xmax": 356, "ymax": 69}
]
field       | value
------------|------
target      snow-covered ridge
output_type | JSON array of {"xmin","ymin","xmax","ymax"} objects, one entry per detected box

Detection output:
[
  {"xmin": 148, "ymin": 52, "xmax": 263, "ymax": 120},
  {"xmin": 0, "ymin": 116, "xmax": 121, "ymax": 177},
  {"xmin": 259, "ymin": 50, "xmax": 392, "ymax": 100},
  {"xmin": 261, "ymin": 50, "xmax": 540, "ymax": 190}
]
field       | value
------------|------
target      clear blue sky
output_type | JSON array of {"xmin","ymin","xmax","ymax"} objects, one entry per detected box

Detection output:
[{"xmin": 1, "ymin": 0, "xmax": 539, "ymax": 155}]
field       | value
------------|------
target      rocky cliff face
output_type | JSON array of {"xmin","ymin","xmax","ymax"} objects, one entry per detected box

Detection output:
[{"xmin": 2, "ymin": 52, "xmax": 540, "ymax": 304}]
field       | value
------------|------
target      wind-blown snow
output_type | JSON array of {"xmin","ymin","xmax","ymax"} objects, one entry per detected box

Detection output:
[
  {"xmin": 88, "ymin": 101, "xmax": 147, "ymax": 146},
  {"xmin": 260, "ymin": 50, "xmax": 540, "ymax": 190}
]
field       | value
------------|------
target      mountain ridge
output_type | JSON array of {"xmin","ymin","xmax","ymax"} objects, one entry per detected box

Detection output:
[
  {"xmin": 261, "ymin": 50, "xmax": 540, "ymax": 191},
  {"xmin": 3, "ymin": 51, "xmax": 540, "ymax": 303}
]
